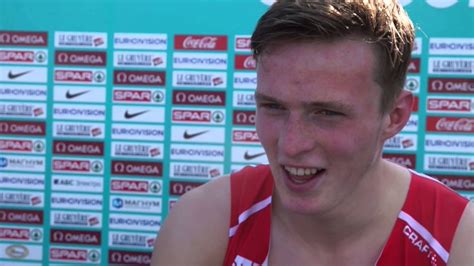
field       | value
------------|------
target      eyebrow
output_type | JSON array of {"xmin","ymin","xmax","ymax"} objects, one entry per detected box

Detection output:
[{"xmin": 254, "ymin": 91, "xmax": 353, "ymax": 112}]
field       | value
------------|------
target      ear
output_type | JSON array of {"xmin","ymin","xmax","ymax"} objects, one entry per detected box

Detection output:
[{"xmin": 382, "ymin": 90, "xmax": 413, "ymax": 140}]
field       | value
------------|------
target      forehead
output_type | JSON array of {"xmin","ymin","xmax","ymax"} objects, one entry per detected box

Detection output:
[{"xmin": 256, "ymin": 39, "xmax": 381, "ymax": 103}]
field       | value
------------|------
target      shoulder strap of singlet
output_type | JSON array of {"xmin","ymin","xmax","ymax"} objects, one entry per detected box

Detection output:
[{"xmin": 223, "ymin": 165, "xmax": 273, "ymax": 266}]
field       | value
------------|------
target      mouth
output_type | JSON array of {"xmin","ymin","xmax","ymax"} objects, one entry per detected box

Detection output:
[{"xmin": 283, "ymin": 165, "xmax": 326, "ymax": 185}]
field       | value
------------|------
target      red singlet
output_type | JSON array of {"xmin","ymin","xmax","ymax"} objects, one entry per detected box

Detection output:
[{"xmin": 223, "ymin": 165, "xmax": 468, "ymax": 266}]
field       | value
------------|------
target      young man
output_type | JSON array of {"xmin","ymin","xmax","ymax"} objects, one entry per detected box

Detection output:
[{"xmin": 152, "ymin": 1, "xmax": 473, "ymax": 265}]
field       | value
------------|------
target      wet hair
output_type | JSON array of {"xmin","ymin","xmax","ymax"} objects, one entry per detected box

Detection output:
[{"xmin": 251, "ymin": 0, "xmax": 415, "ymax": 113}]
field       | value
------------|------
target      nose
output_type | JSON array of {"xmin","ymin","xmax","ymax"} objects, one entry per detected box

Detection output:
[{"xmin": 278, "ymin": 113, "xmax": 315, "ymax": 158}]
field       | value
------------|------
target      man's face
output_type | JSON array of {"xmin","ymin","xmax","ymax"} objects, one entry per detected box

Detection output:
[{"xmin": 255, "ymin": 39, "xmax": 390, "ymax": 214}]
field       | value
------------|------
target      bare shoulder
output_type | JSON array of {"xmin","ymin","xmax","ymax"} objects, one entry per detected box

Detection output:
[
  {"xmin": 150, "ymin": 175, "xmax": 231, "ymax": 266},
  {"xmin": 448, "ymin": 200, "xmax": 474, "ymax": 266}
]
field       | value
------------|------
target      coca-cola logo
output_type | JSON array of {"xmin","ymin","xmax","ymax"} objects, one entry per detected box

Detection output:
[
  {"xmin": 175, "ymin": 35, "xmax": 227, "ymax": 51},
  {"xmin": 235, "ymin": 54, "xmax": 256, "ymax": 70},
  {"xmin": 426, "ymin": 116, "xmax": 474, "ymax": 133}
]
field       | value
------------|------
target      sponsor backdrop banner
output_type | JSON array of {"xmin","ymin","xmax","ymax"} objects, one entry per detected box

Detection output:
[{"xmin": 0, "ymin": 0, "xmax": 473, "ymax": 264}]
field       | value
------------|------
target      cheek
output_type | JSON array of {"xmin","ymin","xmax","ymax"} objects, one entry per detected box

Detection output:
[{"xmin": 256, "ymin": 113, "xmax": 281, "ymax": 146}]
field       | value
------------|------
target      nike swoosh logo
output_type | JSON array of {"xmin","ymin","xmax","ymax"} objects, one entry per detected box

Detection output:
[
  {"xmin": 66, "ymin": 90, "xmax": 90, "ymax": 99},
  {"xmin": 244, "ymin": 151, "xmax": 266, "ymax": 160},
  {"xmin": 8, "ymin": 70, "xmax": 32, "ymax": 79},
  {"xmin": 183, "ymin": 130, "xmax": 209, "ymax": 139},
  {"xmin": 124, "ymin": 110, "xmax": 149, "ymax": 119}
]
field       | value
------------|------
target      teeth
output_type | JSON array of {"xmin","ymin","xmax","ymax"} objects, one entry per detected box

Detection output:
[{"xmin": 284, "ymin": 166, "xmax": 320, "ymax": 176}]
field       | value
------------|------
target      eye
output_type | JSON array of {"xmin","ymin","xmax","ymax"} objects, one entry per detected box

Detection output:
[
  {"xmin": 258, "ymin": 102, "xmax": 285, "ymax": 110},
  {"xmin": 316, "ymin": 109, "xmax": 341, "ymax": 116}
]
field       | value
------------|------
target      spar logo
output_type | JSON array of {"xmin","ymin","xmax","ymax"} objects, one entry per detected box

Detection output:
[
  {"xmin": 114, "ymin": 70, "xmax": 165, "ymax": 86},
  {"xmin": 111, "ymin": 179, "xmax": 162, "ymax": 194},
  {"xmin": 169, "ymin": 181, "xmax": 204, "ymax": 196},
  {"xmin": 0, "ymin": 139, "xmax": 45, "ymax": 153},
  {"xmin": 52, "ymin": 159, "xmax": 103, "ymax": 174},
  {"xmin": 233, "ymin": 110, "xmax": 256, "ymax": 126},
  {"xmin": 109, "ymin": 250, "xmax": 152, "ymax": 265},
  {"xmin": 54, "ymin": 69, "xmax": 105, "ymax": 84},
  {"xmin": 53, "ymin": 140, "xmax": 104, "ymax": 156},
  {"xmin": 173, "ymin": 90, "xmax": 226, "ymax": 106},
  {"xmin": 428, "ymin": 78, "xmax": 474, "ymax": 94},
  {"xmin": 113, "ymin": 89, "xmax": 165, "ymax": 104},
  {"xmin": 50, "ymin": 229, "xmax": 101, "ymax": 246},
  {"xmin": 235, "ymin": 54, "xmax": 256, "ymax": 70},
  {"xmin": 383, "ymin": 153, "xmax": 416, "ymax": 169},
  {"xmin": 0, "ymin": 31, "xmax": 48, "ymax": 46},
  {"xmin": 407, "ymin": 58, "xmax": 420, "ymax": 73},
  {"xmin": 234, "ymin": 35, "xmax": 251, "ymax": 52},
  {"xmin": 0, "ymin": 209, "xmax": 43, "ymax": 225},
  {"xmin": 0, "ymin": 49, "xmax": 47, "ymax": 64},
  {"xmin": 427, "ymin": 97, "xmax": 473, "ymax": 113},
  {"xmin": 50, "ymin": 247, "xmax": 100, "ymax": 263},
  {"xmin": 426, "ymin": 116, "xmax": 474, "ymax": 133},
  {"xmin": 174, "ymin": 35, "xmax": 227, "ymax": 51},
  {"xmin": 0, "ymin": 120, "xmax": 45, "ymax": 136},
  {"xmin": 172, "ymin": 108, "xmax": 225, "ymax": 124},
  {"xmin": 232, "ymin": 129, "xmax": 260, "ymax": 144},
  {"xmin": 0, "ymin": 227, "xmax": 42, "ymax": 242},
  {"xmin": 111, "ymin": 160, "xmax": 163, "ymax": 177},
  {"xmin": 55, "ymin": 51, "xmax": 106, "ymax": 66}
]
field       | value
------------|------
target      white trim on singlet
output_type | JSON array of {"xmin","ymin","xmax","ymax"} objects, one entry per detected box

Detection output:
[
  {"xmin": 408, "ymin": 169, "xmax": 443, "ymax": 184},
  {"xmin": 398, "ymin": 210, "xmax": 449, "ymax": 264},
  {"xmin": 229, "ymin": 195, "xmax": 272, "ymax": 237}
]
